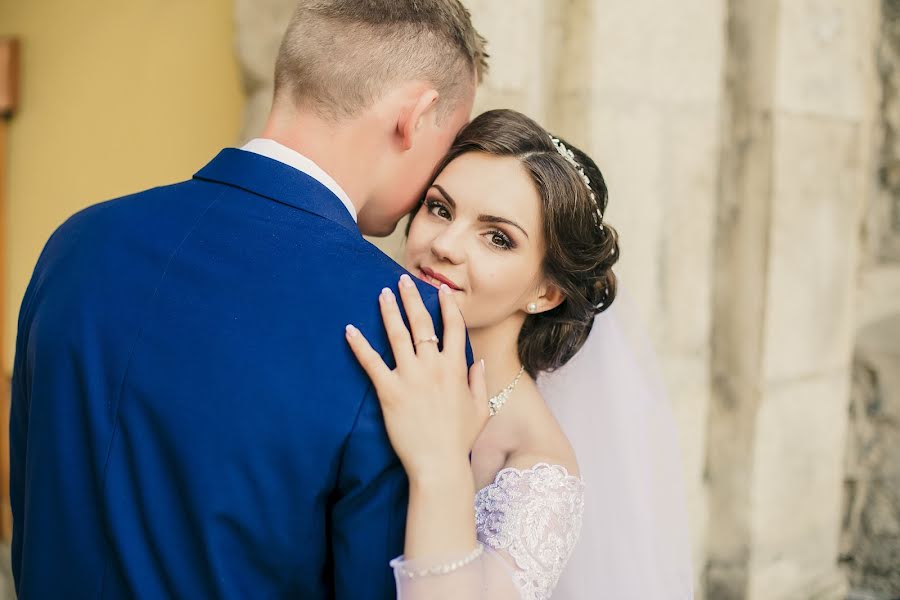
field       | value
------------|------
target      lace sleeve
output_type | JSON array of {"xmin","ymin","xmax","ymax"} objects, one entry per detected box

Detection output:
[
  {"xmin": 475, "ymin": 463, "xmax": 585, "ymax": 600},
  {"xmin": 389, "ymin": 463, "xmax": 585, "ymax": 600}
]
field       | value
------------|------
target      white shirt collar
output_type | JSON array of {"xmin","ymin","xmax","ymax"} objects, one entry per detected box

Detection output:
[{"xmin": 240, "ymin": 138, "xmax": 357, "ymax": 223}]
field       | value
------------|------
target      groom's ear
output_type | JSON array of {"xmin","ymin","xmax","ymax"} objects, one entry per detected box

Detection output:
[{"xmin": 396, "ymin": 86, "xmax": 440, "ymax": 151}]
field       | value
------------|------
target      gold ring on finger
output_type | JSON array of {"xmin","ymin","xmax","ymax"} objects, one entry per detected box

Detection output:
[{"xmin": 414, "ymin": 335, "xmax": 439, "ymax": 348}]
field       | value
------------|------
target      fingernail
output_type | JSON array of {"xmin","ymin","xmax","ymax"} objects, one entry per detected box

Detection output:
[
  {"xmin": 440, "ymin": 283, "xmax": 452, "ymax": 295},
  {"xmin": 346, "ymin": 324, "xmax": 359, "ymax": 338},
  {"xmin": 381, "ymin": 287, "xmax": 394, "ymax": 302},
  {"xmin": 400, "ymin": 274, "xmax": 414, "ymax": 288},
  {"xmin": 480, "ymin": 359, "xmax": 486, "ymax": 373}
]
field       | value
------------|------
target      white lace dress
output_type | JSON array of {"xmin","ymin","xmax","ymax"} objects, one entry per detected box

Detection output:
[{"xmin": 391, "ymin": 463, "xmax": 585, "ymax": 599}]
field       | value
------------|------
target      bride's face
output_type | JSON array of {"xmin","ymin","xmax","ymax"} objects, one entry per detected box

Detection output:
[{"xmin": 403, "ymin": 152, "xmax": 547, "ymax": 330}]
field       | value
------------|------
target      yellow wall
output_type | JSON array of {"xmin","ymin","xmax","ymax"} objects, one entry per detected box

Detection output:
[{"xmin": 0, "ymin": 0, "xmax": 244, "ymax": 372}]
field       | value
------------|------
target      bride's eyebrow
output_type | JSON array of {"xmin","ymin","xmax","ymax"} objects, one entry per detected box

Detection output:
[
  {"xmin": 479, "ymin": 214, "xmax": 529, "ymax": 239},
  {"xmin": 431, "ymin": 184, "xmax": 457, "ymax": 209},
  {"xmin": 431, "ymin": 184, "xmax": 529, "ymax": 239}
]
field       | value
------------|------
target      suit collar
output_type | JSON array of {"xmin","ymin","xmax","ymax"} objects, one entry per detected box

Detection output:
[
  {"xmin": 193, "ymin": 148, "xmax": 359, "ymax": 233},
  {"xmin": 240, "ymin": 139, "xmax": 358, "ymax": 223}
]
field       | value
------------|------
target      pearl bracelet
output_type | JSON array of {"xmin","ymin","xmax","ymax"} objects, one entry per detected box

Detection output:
[{"xmin": 393, "ymin": 544, "xmax": 484, "ymax": 579}]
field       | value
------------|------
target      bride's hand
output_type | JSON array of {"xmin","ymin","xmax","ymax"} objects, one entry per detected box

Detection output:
[{"xmin": 345, "ymin": 274, "xmax": 489, "ymax": 481}]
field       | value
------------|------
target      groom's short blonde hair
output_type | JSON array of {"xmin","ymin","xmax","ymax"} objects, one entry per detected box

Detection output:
[{"xmin": 274, "ymin": 0, "xmax": 488, "ymax": 120}]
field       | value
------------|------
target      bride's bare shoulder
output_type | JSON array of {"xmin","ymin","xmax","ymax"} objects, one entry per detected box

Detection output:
[{"xmin": 504, "ymin": 385, "xmax": 580, "ymax": 478}]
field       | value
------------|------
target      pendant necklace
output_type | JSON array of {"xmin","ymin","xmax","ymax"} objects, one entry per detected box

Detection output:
[{"xmin": 488, "ymin": 366, "xmax": 526, "ymax": 417}]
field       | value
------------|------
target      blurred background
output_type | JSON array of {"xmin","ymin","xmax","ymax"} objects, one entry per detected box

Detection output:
[{"xmin": 0, "ymin": 0, "xmax": 897, "ymax": 599}]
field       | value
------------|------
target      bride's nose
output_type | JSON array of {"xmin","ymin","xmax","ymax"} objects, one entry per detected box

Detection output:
[{"xmin": 430, "ymin": 227, "xmax": 465, "ymax": 265}]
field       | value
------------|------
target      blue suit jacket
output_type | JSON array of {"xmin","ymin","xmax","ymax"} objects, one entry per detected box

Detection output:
[{"xmin": 10, "ymin": 149, "xmax": 452, "ymax": 599}]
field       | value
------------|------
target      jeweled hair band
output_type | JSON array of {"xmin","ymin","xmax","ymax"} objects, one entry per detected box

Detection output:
[
  {"xmin": 549, "ymin": 135, "xmax": 604, "ymax": 228},
  {"xmin": 550, "ymin": 134, "xmax": 611, "ymax": 311}
]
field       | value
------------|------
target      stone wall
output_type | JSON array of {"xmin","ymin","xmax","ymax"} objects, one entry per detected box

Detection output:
[
  {"xmin": 234, "ymin": 1, "xmax": 888, "ymax": 598},
  {"xmin": 235, "ymin": 0, "xmax": 294, "ymax": 143},
  {"xmin": 708, "ymin": 2, "xmax": 878, "ymax": 598},
  {"xmin": 842, "ymin": 318, "xmax": 900, "ymax": 598},
  {"xmin": 841, "ymin": 1, "xmax": 900, "ymax": 597},
  {"xmin": 871, "ymin": 0, "xmax": 900, "ymax": 264}
]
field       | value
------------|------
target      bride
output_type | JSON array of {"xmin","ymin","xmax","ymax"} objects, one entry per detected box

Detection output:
[{"xmin": 345, "ymin": 109, "xmax": 693, "ymax": 599}]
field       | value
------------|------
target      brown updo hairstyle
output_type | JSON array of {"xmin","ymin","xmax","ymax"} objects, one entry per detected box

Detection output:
[{"xmin": 412, "ymin": 109, "xmax": 620, "ymax": 377}]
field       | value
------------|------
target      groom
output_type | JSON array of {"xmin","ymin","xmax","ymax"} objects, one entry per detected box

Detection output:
[{"xmin": 9, "ymin": 2, "xmax": 486, "ymax": 598}]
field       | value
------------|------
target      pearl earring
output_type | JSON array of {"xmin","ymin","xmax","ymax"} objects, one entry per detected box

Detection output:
[{"xmin": 527, "ymin": 302, "xmax": 538, "ymax": 314}]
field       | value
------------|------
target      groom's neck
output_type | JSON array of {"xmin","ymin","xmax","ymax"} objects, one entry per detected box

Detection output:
[{"xmin": 260, "ymin": 105, "xmax": 381, "ymax": 218}]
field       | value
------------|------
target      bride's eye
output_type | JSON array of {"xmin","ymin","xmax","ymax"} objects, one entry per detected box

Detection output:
[
  {"xmin": 487, "ymin": 230, "xmax": 514, "ymax": 250},
  {"xmin": 426, "ymin": 199, "xmax": 452, "ymax": 221}
]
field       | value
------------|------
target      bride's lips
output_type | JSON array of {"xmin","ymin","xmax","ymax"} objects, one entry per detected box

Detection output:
[{"xmin": 418, "ymin": 266, "xmax": 463, "ymax": 291}]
